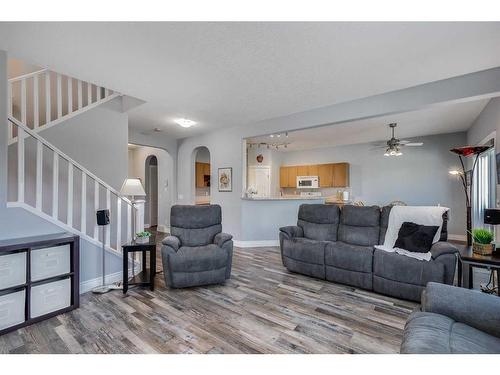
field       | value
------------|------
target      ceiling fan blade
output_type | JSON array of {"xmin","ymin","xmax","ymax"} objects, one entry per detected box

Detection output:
[{"xmin": 402, "ymin": 142, "xmax": 423, "ymax": 147}]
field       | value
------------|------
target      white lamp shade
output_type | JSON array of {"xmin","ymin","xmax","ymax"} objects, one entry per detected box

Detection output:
[{"xmin": 120, "ymin": 178, "xmax": 146, "ymax": 197}]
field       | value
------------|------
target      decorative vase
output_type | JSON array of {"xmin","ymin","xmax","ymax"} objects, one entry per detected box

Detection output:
[
  {"xmin": 136, "ymin": 236, "xmax": 150, "ymax": 244},
  {"xmin": 472, "ymin": 242, "xmax": 494, "ymax": 255}
]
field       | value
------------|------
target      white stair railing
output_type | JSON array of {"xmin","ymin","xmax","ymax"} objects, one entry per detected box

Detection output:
[
  {"xmin": 7, "ymin": 116, "xmax": 135, "ymax": 256},
  {"xmin": 8, "ymin": 69, "xmax": 119, "ymax": 145}
]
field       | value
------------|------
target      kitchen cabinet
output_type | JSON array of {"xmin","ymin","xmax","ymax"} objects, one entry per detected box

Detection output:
[
  {"xmin": 332, "ymin": 163, "xmax": 349, "ymax": 187},
  {"xmin": 318, "ymin": 164, "xmax": 333, "ymax": 187},
  {"xmin": 279, "ymin": 163, "xmax": 349, "ymax": 188},
  {"xmin": 280, "ymin": 167, "xmax": 289, "ymax": 188},
  {"xmin": 296, "ymin": 165, "xmax": 308, "ymax": 176},
  {"xmin": 307, "ymin": 164, "xmax": 319, "ymax": 176},
  {"xmin": 287, "ymin": 166, "xmax": 297, "ymax": 188},
  {"xmin": 196, "ymin": 162, "xmax": 211, "ymax": 188}
]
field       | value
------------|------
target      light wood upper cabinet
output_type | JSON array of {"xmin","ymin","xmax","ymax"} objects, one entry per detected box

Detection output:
[
  {"xmin": 318, "ymin": 164, "xmax": 333, "ymax": 187},
  {"xmin": 195, "ymin": 162, "xmax": 211, "ymax": 188},
  {"xmin": 203, "ymin": 163, "xmax": 210, "ymax": 176},
  {"xmin": 279, "ymin": 163, "xmax": 349, "ymax": 188},
  {"xmin": 280, "ymin": 167, "xmax": 289, "ymax": 188},
  {"xmin": 332, "ymin": 162, "xmax": 349, "ymax": 187},
  {"xmin": 296, "ymin": 165, "xmax": 308, "ymax": 176},
  {"xmin": 307, "ymin": 164, "xmax": 319, "ymax": 176},
  {"xmin": 287, "ymin": 166, "xmax": 297, "ymax": 187}
]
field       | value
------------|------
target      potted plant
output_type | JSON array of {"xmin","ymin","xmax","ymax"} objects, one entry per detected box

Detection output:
[
  {"xmin": 135, "ymin": 231, "xmax": 152, "ymax": 244},
  {"xmin": 471, "ymin": 228, "xmax": 494, "ymax": 255}
]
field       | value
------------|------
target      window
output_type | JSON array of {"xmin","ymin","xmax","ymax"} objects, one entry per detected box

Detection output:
[{"xmin": 472, "ymin": 144, "xmax": 496, "ymax": 230}]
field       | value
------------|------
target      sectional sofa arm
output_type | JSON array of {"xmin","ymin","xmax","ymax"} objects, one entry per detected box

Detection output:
[
  {"xmin": 161, "ymin": 236, "xmax": 181, "ymax": 252},
  {"xmin": 279, "ymin": 225, "xmax": 304, "ymax": 239},
  {"xmin": 422, "ymin": 282, "xmax": 500, "ymax": 338},
  {"xmin": 214, "ymin": 232, "xmax": 233, "ymax": 247},
  {"xmin": 430, "ymin": 241, "xmax": 458, "ymax": 260}
]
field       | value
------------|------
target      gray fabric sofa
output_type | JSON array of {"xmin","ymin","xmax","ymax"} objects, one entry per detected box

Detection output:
[
  {"xmin": 401, "ymin": 282, "xmax": 500, "ymax": 353},
  {"xmin": 279, "ymin": 204, "xmax": 457, "ymax": 302},
  {"xmin": 161, "ymin": 205, "xmax": 233, "ymax": 288}
]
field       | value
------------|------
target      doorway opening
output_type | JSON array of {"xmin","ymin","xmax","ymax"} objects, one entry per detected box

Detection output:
[
  {"xmin": 145, "ymin": 155, "xmax": 158, "ymax": 228},
  {"xmin": 194, "ymin": 146, "xmax": 211, "ymax": 205}
]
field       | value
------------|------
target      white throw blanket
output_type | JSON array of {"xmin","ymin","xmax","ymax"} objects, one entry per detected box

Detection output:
[{"xmin": 375, "ymin": 205, "xmax": 449, "ymax": 261}]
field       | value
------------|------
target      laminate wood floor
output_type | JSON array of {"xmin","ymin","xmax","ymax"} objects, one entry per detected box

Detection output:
[{"xmin": 0, "ymin": 234, "xmax": 416, "ymax": 354}]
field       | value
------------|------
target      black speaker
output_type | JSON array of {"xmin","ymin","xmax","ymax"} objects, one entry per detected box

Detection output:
[
  {"xmin": 484, "ymin": 208, "xmax": 500, "ymax": 225},
  {"xmin": 96, "ymin": 209, "xmax": 110, "ymax": 226}
]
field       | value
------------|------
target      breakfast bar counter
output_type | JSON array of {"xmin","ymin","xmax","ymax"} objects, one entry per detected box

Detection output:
[{"xmin": 240, "ymin": 196, "xmax": 325, "ymax": 244}]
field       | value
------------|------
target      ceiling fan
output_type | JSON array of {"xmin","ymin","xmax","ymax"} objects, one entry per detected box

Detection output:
[
  {"xmin": 374, "ymin": 123, "xmax": 423, "ymax": 156},
  {"xmin": 140, "ymin": 127, "xmax": 164, "ymax": 136}
]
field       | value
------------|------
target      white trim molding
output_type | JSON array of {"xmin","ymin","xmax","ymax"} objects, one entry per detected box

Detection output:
[
  {"xmin": 157, "ymin": 224, "xmax": 169, "ymax": 233},
  {"xmin": 448, "ymin": 234, "xmax": 467, "ymax": 242},
  {"xmin": 233, "ymin": 240, "xmax": 279, "ymax": 248},
  {"xmin": 79, "ymin": 270, "xmax": 123, "ymax": 294}
]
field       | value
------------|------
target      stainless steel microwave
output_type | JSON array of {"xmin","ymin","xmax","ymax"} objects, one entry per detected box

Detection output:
[{"xmin": 296, "ymin": 176, "xmax": 319, "ymax": 189}]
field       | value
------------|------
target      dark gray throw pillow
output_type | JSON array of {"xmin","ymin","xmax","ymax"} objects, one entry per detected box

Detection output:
[{"xmin": 394, "ymin": 222, "xmax": 439, "ymax": 253}]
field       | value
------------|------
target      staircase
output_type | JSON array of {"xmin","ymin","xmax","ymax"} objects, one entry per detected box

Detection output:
[
  {"xmin": 6, "ymin": 69, "xmax": 135, "ymax": 259},
  {"xmin": 7, "ymin": 68, "xmax": 120, "ymax": 145}
]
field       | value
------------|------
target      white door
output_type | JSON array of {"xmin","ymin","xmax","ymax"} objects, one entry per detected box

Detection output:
[{"xmin": 248, "ymin": 166, "xmax": 271, "ymax": 197}]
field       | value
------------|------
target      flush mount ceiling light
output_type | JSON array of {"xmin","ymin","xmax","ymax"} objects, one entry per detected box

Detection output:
[
  {"xmin": 174, "ymin": 118, "xmax": 196, "ymax": 128},
  {"xmin": 269, "ymin": 132, "xmax": 289, "ymax": 139}
]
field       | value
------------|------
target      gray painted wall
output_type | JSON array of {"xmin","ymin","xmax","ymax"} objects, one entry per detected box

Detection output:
[
  {"xmin": 128, "ymin": 145, "xmax": 175, "ymax": 231},
  {"xmin": 279, "ymin": 132, "xmax": 467, "ymax": 236},
  {"xmin": 1, "ymin": 55, "xmax": 126, "ymax": 287},
  {"xmin": 467, "ymin": 98, "xmax": 499, "ymax": 145},
  {"xmin": 0, "ymin": 51, "xmax": 7, "ymax": 207},
  {"xmin": 175, "ymin": 69, "xmax": 500, "ymax": 242},
  {"xmin": 39, "ymin": 98, "xmax": 128, "ymax": 190}
]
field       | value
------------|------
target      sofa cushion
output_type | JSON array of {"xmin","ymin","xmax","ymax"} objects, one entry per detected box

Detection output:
[
  {"xmin": 297, "ymin": 204, "xmax": 340, "ymax": 241},
  {"xmin": 401, "ymin": 311, "xmax": 500, "ymax": 354},
  {"xmin": 167, "ymin": 244, "xmax": 228, "ymax": 272},
  {"xmin": 282, "ymin": 237, "xmax": 327, "ymax": 265},
  {"xmin": 325, "ymin": 241, "xmax": 373, "ymax": 273},
  {"xmin": 395, "ymin": 222, "xmax": 439, "ymax": 253},
  {"xmin": 379, "ymin": 205, "xmax": 391, "ymax": 244},
  {"xmin": 338, "ymin": 205, "xmax": 381, "ymax": 246},
  {"xmin": 373, "ymin": 249, "xmax": 445, "ymax": 286}
]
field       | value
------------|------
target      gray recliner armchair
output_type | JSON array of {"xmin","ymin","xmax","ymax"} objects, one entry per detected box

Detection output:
[
  {"xmin": 161, "ymin": 204, "xmax": 233, "ymax": 288},
  {"xmin": 401, "ymin": 282, "xmax": 500, "ymax": 353}
]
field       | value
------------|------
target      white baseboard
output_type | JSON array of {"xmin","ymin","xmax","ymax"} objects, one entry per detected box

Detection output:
[
  {"xmin": 80, "ymin": 270, "xmax": 123, "ymax": 294},
  {"xmin": 157, "ymin": 225, "xmax": 169, "ymax": 233},
  {"xmin": 448, "ymin": 234, "xmax": 466, "ymax": 241},
  {"xmin": 233, "ymin": 240, "xmax": 279, "ymax": 248},
  {"xmin": 235, "ymin": 234, "xmax": 466, "ymax": 247}
]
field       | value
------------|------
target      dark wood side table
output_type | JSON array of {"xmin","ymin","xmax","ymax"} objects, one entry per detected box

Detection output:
[
  {"xmin": 122, "ymin": 237, "xmax": 156, "ymax": 294},
  {"xmin": 458, "ymin": 246, "xmax": 500, "ymax": 295}
]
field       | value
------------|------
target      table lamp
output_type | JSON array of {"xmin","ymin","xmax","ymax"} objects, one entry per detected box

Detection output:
[{"xmin": 120, "ymin": 178, "xmax": 146, "ymax": 239}]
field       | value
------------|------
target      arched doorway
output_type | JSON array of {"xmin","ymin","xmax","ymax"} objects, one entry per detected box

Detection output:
[
  {"xmin": 193, "ymin": 146, "xmax": 211, "ymax": 205},
  {"xmin": 144, "ymin": 155, "xmax": 158, "ymax": 228}
]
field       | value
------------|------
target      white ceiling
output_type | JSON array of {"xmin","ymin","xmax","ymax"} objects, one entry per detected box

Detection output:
[
  {"xmin": 247, "ymin": 99, "xmax": 490, "ymax": 151},
  {"xmin": 1, "ymin": 22, "xmax": 500, "ymax": 139}
]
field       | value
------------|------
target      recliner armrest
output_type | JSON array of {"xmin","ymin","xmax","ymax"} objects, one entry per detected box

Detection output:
[
  {"xmin": 161, "ymin": 236, "xmax": 180, "ymax": 251},
  {"xmin": 279, "ymin": 225, "xmax": 304, "ymax": 239},
  {"xmin": 422, "ymin": 282, "xmax": 500, "ymax": 338},
  {"xmin": 430, "ymin": 241, "xmax": 458, "ymax": 260},
  {"xmin": 214, "ymin": 232, "xmax": 233, "ymax": 247}
]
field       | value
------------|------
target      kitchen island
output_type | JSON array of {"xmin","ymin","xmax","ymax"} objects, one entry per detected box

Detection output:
[{"xmin": 239, "ymin": 195, "xmax": 326, "ymax": 246}]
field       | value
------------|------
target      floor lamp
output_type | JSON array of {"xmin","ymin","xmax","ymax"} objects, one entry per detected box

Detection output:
[
  {"xmin": 449, "ymin": 145, "xmax": 492, "ymax": 246},
  {"xmin": 120, "ymin": 178, "xmax": 147, "ymax": 276}
]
